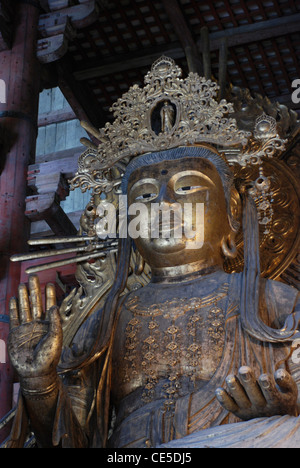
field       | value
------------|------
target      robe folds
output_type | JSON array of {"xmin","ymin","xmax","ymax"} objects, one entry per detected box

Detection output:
[{"xmin": 7, "ymin": 272, "xmax": 300, "ymax": 448}]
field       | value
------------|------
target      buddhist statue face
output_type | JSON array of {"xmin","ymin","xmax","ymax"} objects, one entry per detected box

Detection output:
[{"xmin": 127, "ymin": 155, "xmax": 239, "ymax": 277}]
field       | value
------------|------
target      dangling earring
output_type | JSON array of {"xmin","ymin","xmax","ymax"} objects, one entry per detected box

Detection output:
[{"xmin": 221, "ymin": 235, "xmax": 237, "ymax": 259}]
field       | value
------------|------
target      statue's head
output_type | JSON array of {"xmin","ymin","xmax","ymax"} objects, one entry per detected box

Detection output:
[
  {"xmin": 122, "ymin": 146, "xmax": 241, "ymax": 278},
  {"xmin": 72, "ymin": 57, "xmax": 283, "ymax": 281}
]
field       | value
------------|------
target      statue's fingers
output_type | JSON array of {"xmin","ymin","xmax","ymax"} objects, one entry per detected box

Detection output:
[
  {"xmin": 45, "ymin": 283, "xmax": 56, "ymax": 318},
  {"xmin": 258, "ymin": 374, "xmax": 280, "ymax": 406},
  {"xmin": 275, "ymin": 369, "xmax": 298, "ymax": 397},
  {"xmin": 29, "ymin": 275, "xmax": 43, "ymax": 320},
  {"xmin": 9, "ymin": 297, "xmax": 19, "ymax": 329},
  {"xmin": 225, "ymin": 374, "xmax": 251, "ymax": 410},
  {"xmin": 18, "ymin": 284, "xmax": 31, "ymax": 323},
  {"xmin": 48, "ymin": 306, "xmax": 62, "ymax": 341},
  {"xmin": 215, "ymin": 387, "xmax": 239, "ymax": 413},
  {"xmin": 238, "ymin": 366, "xmax": 266, "ymax": 408}
]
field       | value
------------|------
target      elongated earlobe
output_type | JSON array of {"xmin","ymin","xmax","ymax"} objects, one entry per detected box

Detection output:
[
  {"xmin": 134, "ymin": 250, "xmax": 145, "ymax": 275},
  {"xmin": 228, "ymin": 188, "xmax": 242, "ymax": 234},
  {"xmin": 221, "ymin": 235, "xmax": 237, "ymax": 259}
]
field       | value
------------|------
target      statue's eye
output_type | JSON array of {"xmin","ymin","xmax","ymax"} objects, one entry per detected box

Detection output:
[
  {"xmin": 130, "ymin": 181, "xmax": 158, "ymax": 202},
  {"xmin": 175, "ymin": 174, "xmax": 212, "ymax": 194},
  {"xmin": 135, "ymin": 193, "xmax": 157, "ymax": 201},
  {"xmin": 177, "ymin": 186, "xmax": 194, "ymax": 192},
  {"xmin": 176, "ymin": 185, "xmax": 203, "ymax": 194}
]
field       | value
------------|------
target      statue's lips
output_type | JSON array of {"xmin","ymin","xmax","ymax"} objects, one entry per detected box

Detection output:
[
  {"xmin": 151, "ymin": 215, "xmax": 185, "ymax": 236},
  {"xmin": 154, "ymin": 222, "xmax": 198, "ymax": 237},
  {"xmin": 158, "ymin": 223, "xmax": 183, "ymax": 235}
]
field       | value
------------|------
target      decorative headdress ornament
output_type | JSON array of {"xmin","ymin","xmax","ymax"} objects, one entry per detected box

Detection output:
[{"xmin": 70, "ymin": 56, "xmax": 287, "ymax": 234}]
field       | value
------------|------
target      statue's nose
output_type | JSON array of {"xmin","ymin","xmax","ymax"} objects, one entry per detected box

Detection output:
[{"xmin": 156, "ymin": 183, "xmax": 176, "ymax": 204}]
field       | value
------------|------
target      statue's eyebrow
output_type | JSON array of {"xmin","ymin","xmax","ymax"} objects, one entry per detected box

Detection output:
[
  {"xmin": 171, "ymin": 170, "xmax": 216, "ymax": 187},
  {"xmin": 129, "ymin": 178, "xmax": 158, "ymax": 193}
]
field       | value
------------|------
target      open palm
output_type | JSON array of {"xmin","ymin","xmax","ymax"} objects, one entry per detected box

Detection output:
[{"xmin": 8, "ymin": 276, "xmax": 63, "ymax": 380}]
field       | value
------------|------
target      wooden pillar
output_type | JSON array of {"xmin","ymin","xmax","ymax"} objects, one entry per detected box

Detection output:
[{"xmin": 0, "ymin": 1, "xmax": 40, "ymax": 441}]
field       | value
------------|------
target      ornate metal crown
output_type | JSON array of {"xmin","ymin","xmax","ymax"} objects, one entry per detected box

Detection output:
[{"xmin": 70, "ymin": 56, "xmax": 287, "ymax": 198}]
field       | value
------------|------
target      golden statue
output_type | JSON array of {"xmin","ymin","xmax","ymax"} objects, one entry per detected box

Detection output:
[{"xmin": 5, "ymin": 57, "xmax": 300, "ymax": 448}]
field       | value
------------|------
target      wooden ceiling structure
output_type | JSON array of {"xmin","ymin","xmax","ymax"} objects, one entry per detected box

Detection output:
[{"xmin": 25, "ymin": 0, "xmax": 300, "ymax": 127}]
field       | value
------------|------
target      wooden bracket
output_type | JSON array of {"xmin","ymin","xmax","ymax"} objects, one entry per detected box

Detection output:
[
  {"xmin": 37, "ymin": 0, "xmax": 99, "ymax": 63},
  {"xmin": 38, "ymin": 13, "xmax": 75, "ymax": 39},
  {"xmin": 37, "ymin": 34, "xmax": 69, "ymax": 64},
  {"xmin": 25, "ymin": 192, "xmax": 77, "ymax": 237}
]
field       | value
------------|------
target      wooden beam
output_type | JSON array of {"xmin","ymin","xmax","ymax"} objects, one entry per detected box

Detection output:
[
  {"xmin": 29, "ymin": 151, "xmax": 80, "ymax": 178},
  {"xmin": 161, "ymin": 0, "xmax": 203, "ymax": 75},
  {"xmin": 201, "ymin": 27, "xmax": 211, "ymax": 80},
  {"xmin": 30, "ymin": 209, "xmax": 83, "ymax": 236},
  {"xmin": 27, "ymin": 170, "xmax": 70, "ymax": 198},
  {"xmin": 26, "ymin": 150, "xmax": 80, "ymax": 238},
  {"xmin": 47, "ymin": 0, "xmax": 70, "ymax": 10},
  {"xmin": 196, "ymin": 14, "xmax": 300, "ymax": 51},
  {"xmin": 25, "ymin": 193, "xmax": 78, "ymax": 237},
  {"xmin": 57, "ymin": 55, "xmax": 108, "ymax": 130},
  {"xmin": 218, "ymin": 37, "xmax": 228, "ymax": 100},
  {"xmin": 38, "ymin": 106, "xmax": 76, "ymax": 126},
  {"xmin": 74, "ymin": 41, "xmax": 185, "ymax": 81},
  {"xmin": 35, "ymin": 145, "xmax": 83, "ymax": 163}
]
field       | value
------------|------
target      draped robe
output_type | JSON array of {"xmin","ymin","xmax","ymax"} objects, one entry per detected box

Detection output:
[{"xmin": 8, "ymin": 271, "xmax": 300, "ymax": 448}]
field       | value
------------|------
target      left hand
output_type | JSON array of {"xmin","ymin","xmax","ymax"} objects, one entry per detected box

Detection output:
[{"xmin": 215, "ymin": 366, "xmax": 299, "ymax": 420}]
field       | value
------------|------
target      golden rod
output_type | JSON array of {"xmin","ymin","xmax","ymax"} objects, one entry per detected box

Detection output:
[
  {"xmin": 25, "ymin": 249, "xmax": 118, "ymax": 275},
  {"xmin": 12, "ymin": 246, "xmax": 88, "ymax": 262},
  {"xmin": 80, "ymin": 120, "xmax": 101, "ymax": 139},
  {"xmin": 80, "ymin": 137, "xmax": 98, "ymax": 150},
  {"xmin": 11, "ymin": 241, "xmax": 118, "ymax": 263},
  {"xmin": 28, "ymin": 236, "xmax": 98, "ymax": 246}
]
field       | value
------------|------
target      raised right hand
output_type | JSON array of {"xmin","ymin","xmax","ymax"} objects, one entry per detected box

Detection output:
[{"xmin": 8, "ymin": 275, "xmax": 63, "ymax": 386}]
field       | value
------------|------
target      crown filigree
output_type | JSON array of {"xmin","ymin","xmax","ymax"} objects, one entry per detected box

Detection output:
[
  {"xmin": 70, "ymin": 57, "xmax": 288, "ymax": 205},
  {"xmin": 107, "ymin": 56, "xmax": 250, "ymax": 157},
  {"xmin": 70, "ymin": 56, "xmax": 253, "ymax": 193}
]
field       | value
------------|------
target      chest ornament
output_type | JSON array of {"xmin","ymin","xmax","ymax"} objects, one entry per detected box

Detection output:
[{"xmin": 123, "ymin": 284, "xmax": 229, "ymax": 410}]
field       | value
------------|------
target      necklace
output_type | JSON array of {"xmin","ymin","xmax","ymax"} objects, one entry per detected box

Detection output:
[{"xmin": 125, "ymin": 282, "xmax": 229, "ymax": 319}]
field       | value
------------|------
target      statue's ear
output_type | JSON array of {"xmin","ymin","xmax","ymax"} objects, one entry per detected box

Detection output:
[
  {"xmin": 221, "ymin": 233, "xmax": 237, "ymax": 259},
  {"xmin": 228, "ymin": 187, "xmax": 241, "ymax": 233}
]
